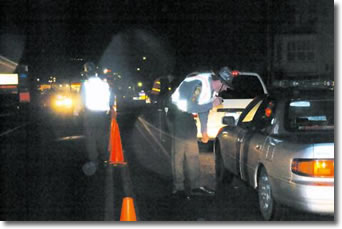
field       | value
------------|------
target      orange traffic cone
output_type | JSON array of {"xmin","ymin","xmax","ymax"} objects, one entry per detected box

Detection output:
[
  {"xmin": 108, "ymin": 118, "xmax": 126, "ymax": 165},
  {"xmin": 120, "ymin": 197, "xmax": 137, "ymax": 221}
]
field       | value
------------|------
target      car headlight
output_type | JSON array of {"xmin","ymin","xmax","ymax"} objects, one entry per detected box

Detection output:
[
  {"xmin": 55, "ymin": 98, "xmax": 73, "ymax": 107},
  {"xmin": 291, "ymin": 159, "xmax": 334, "ymax": 178}
]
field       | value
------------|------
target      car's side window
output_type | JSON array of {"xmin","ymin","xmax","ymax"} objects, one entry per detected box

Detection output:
[
  {"xmin": 241, "ymin": 100, "xmax": 263, "ymax": 123},
  {"xmin": 238, "ymin": 96, "xmax": 266, "ymax": 129},
  {"xmin": 252, "ymin": 99, "xmax": 277, "ymax": 132},
  {"xmin": 239, "ymin": 96, "xmax": 276, "ymax": 131}
]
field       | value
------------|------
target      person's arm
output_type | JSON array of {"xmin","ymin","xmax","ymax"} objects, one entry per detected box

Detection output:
[{"xmin": 198, "ymin": 111, "xmax": 209, "ymax": 143}]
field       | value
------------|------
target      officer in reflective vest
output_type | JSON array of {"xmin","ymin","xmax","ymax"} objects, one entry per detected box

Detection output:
[
  {"xmin": 80, "ymin": 62, "xmax": 115, "ymax": 176},
  {"xmin": 169, "ymin": 66, "xmax": 234, "ymax": 197}
]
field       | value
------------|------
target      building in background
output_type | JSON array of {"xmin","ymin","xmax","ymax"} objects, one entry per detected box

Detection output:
[{"xmin": 272, "ymin": 0, "xmax": 333, "ymax": 80}]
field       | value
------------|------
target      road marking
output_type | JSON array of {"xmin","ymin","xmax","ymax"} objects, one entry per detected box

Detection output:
[
  {"xmin": 0, "ymin": 122, "xmax": 29, "ymax": 137},
  {"xmin": 54, "ymin": 135, "xmax": 85, "ymax": 142}
]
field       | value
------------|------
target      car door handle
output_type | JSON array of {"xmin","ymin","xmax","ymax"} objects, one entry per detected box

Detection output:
[{"xmin": 255, "ymin": 145, "xmax": 261, "ymax": 150}]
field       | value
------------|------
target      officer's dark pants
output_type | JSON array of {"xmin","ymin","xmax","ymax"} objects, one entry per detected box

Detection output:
[
  {"xmin": 83, "ymin": 110, "xmax": 110, "ymax": 162},
  {"xmin": 170, "ymin": 111, "xmax": 201, "ymax": 192}
]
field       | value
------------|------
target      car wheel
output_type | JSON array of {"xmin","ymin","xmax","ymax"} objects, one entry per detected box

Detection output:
[
  {"xmin": 257, "ymin": 167, "xmax": 283, "ymax": 220},
  {"xmin": 215, "ymin": 141, "xmax": 234, "ymax": 192}
]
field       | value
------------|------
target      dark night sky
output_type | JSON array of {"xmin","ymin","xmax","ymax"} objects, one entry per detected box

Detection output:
[{"xmin": 2, "ymin": 0, "xmax": 273, "ymax": 82}]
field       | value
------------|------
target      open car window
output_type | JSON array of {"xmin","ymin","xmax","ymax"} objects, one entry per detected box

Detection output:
[
  {"xmin": 237, "ymin": 96, "xmax": 267, "ymax": 129},
  {"xmin": 241, "ymin": 100, "xmax": 263, "ymax": 123},
  {"xmin": 237, "ymin": 95, "xmax": 277, "ymax": 131}
]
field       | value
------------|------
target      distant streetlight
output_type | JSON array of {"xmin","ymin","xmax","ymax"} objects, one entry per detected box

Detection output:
[
  {"xmin": 142, "ymin": 56, "xmax": 147, "ymax": 61},
  {"xmin": 137, "ymin": 82, "xmax": 143, "ymax": 87},
  {"xmin": 137, "ymin": 67, "xmax": 141, "ymax": 71}
]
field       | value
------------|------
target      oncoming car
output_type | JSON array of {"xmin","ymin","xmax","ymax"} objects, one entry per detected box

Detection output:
[
  {"xmin": 40, "ymin": 89, "xmax": 80, "ymax": 116},
  {"xmin": 214, "ymin": 85, "xmax": 334, "ymax": 220},
  {"xmin": 51, "ymin": 93, "xmax": 79, "ymax": 114}
]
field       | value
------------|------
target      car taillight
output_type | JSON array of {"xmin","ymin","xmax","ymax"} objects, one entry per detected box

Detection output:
[
  {"xmin": 291, "ymin": 159, "xmax": 334, "ymax": 178},
  {"xmin": 231, "ymin": 70, "xmax": 240, "ymax": 77},
  {"xmin": 265, "ymin": 107, "xmax": 272, "ymax": 117}
]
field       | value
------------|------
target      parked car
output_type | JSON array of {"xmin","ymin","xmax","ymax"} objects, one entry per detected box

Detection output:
[
  {"xmin": 214, "ymin": 85, "xmax": 334, "ymax": 220},
  {"xmin": 195, "ymin": 70, "xmax": 268, "ymax": 140}
]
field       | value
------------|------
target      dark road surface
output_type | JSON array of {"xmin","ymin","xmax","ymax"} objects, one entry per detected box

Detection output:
[{"xmin": 0, "ymin": 107, "xmax": 334, "ymax": 221}]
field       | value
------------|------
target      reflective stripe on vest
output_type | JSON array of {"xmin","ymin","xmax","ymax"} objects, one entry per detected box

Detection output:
[
  {"xmin": 171, "ymin": 73, "xmax": 212, "ymax": 112},
  {"xmin": 84, "ymin": 77, "xmax": 110, "ymax": 111}
]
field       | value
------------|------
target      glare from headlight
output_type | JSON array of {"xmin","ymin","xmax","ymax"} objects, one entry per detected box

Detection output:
[
  {"xmin": 64, "ymin": 98, "xmax": 73, "ymax": 107},
  {"xmin": 55, "ymin": 97, "xmax": 73, "ymax": 107}
]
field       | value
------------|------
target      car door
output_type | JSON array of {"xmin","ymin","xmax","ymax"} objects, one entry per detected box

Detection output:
[
  {"xmin": 238, "ymin": 97, "xmax": 277, "ymax": 184},
  {"xmin": 232, "ymin": 96, "xmax": 266, "ymax": 178}
]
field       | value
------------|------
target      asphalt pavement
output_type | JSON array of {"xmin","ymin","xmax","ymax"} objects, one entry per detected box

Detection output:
[{"xmin": 0, "ymin": 107, "xmax": 335, "ymax": 221}]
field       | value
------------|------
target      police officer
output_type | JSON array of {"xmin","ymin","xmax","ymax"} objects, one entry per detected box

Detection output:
[
  {"xmin": 79, "ymin": 62, "xmax": 115, "ymax": 176},
  {"xmin": 169, "ymin": 66, "xmax": 234, "ymax": 197}
]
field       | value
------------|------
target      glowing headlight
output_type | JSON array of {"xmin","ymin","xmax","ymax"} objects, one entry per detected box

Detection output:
[
  {"xmin": 63, "ymin": 98, "xmax": 73, "ymax": 107},
  {"xmin": 55, "ymin": 99, "xmax": 63, "ymax": 106},
  {"xmin": 55, "ymin": 96, "xmax": 73, "ymax": 107}
]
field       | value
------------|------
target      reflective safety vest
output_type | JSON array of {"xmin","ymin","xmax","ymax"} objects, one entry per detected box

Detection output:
[
  {"xmin": 171, "ymin": 73, "xmax": 213, "ymax": 112},
  {"xmin": 151, "ymin": 79, "xmax": 161, "ymax": 95},
  {"xmin": 83, "ymin": 77, "xmax": 111, "ymax": 111}
]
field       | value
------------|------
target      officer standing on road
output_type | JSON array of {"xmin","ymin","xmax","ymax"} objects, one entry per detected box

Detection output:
[
  {"xmin": 78, "ymin": 62, "xmax": 116, "ymax": 176},
  {"xmin": 169, "ymin": 66, "xmax": 235, "ymax": 197}
]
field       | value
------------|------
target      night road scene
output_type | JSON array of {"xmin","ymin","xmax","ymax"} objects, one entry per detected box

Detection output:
[{"xmin": 0, "ymin": 0, "xmax": 335, "ymax": 224}]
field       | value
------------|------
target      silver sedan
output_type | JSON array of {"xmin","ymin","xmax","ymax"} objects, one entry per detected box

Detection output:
[{"xmin": 215, "ymin": 88, "xmax": 334, "ymax": 220}]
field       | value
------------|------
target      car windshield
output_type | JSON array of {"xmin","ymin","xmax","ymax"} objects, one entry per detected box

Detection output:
[{"xmin": 287, "ymin": 99, "xmax": 334, "ymax": 131}]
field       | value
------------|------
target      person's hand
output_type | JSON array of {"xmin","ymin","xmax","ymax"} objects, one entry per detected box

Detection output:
[
  {"xmin": 213, "ymin": 96, "xmax": 223, "ymax": 107},
  {"xmin": 201, "ymin": 132, "xmax": 209, "ymax": 143}
]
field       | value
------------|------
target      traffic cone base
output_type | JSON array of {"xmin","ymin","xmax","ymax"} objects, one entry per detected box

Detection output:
[
  {"xmin": 109, "ymin": 161, "xmax": 127, "ymax": 166},
  {"xmin": 120, "ymin": 197, "xmax": 137, "ymax": 221}
]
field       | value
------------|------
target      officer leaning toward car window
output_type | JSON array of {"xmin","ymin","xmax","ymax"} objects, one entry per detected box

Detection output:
[
  {"xmin": 77, "ymin": 61, "xmax": 116, "ymax": 176},
  {"xmin": 168, "ymin": 66, "xmax": 234, "ymax": 198}
]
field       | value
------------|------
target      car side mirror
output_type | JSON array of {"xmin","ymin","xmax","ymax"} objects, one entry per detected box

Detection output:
[{"xmin": 222, "ymin": 116, "xmax": 236, "ymax": 126}]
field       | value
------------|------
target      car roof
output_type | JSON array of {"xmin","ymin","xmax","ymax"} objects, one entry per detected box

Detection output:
[{"xmin": 267, "ymin": 87, "xmax": 334, "ymax": 100}]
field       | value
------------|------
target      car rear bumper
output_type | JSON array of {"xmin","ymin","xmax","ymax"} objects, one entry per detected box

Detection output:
[{"xmin": 273, "ymin": 178, "xmax": 334, "ymax": 215}]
